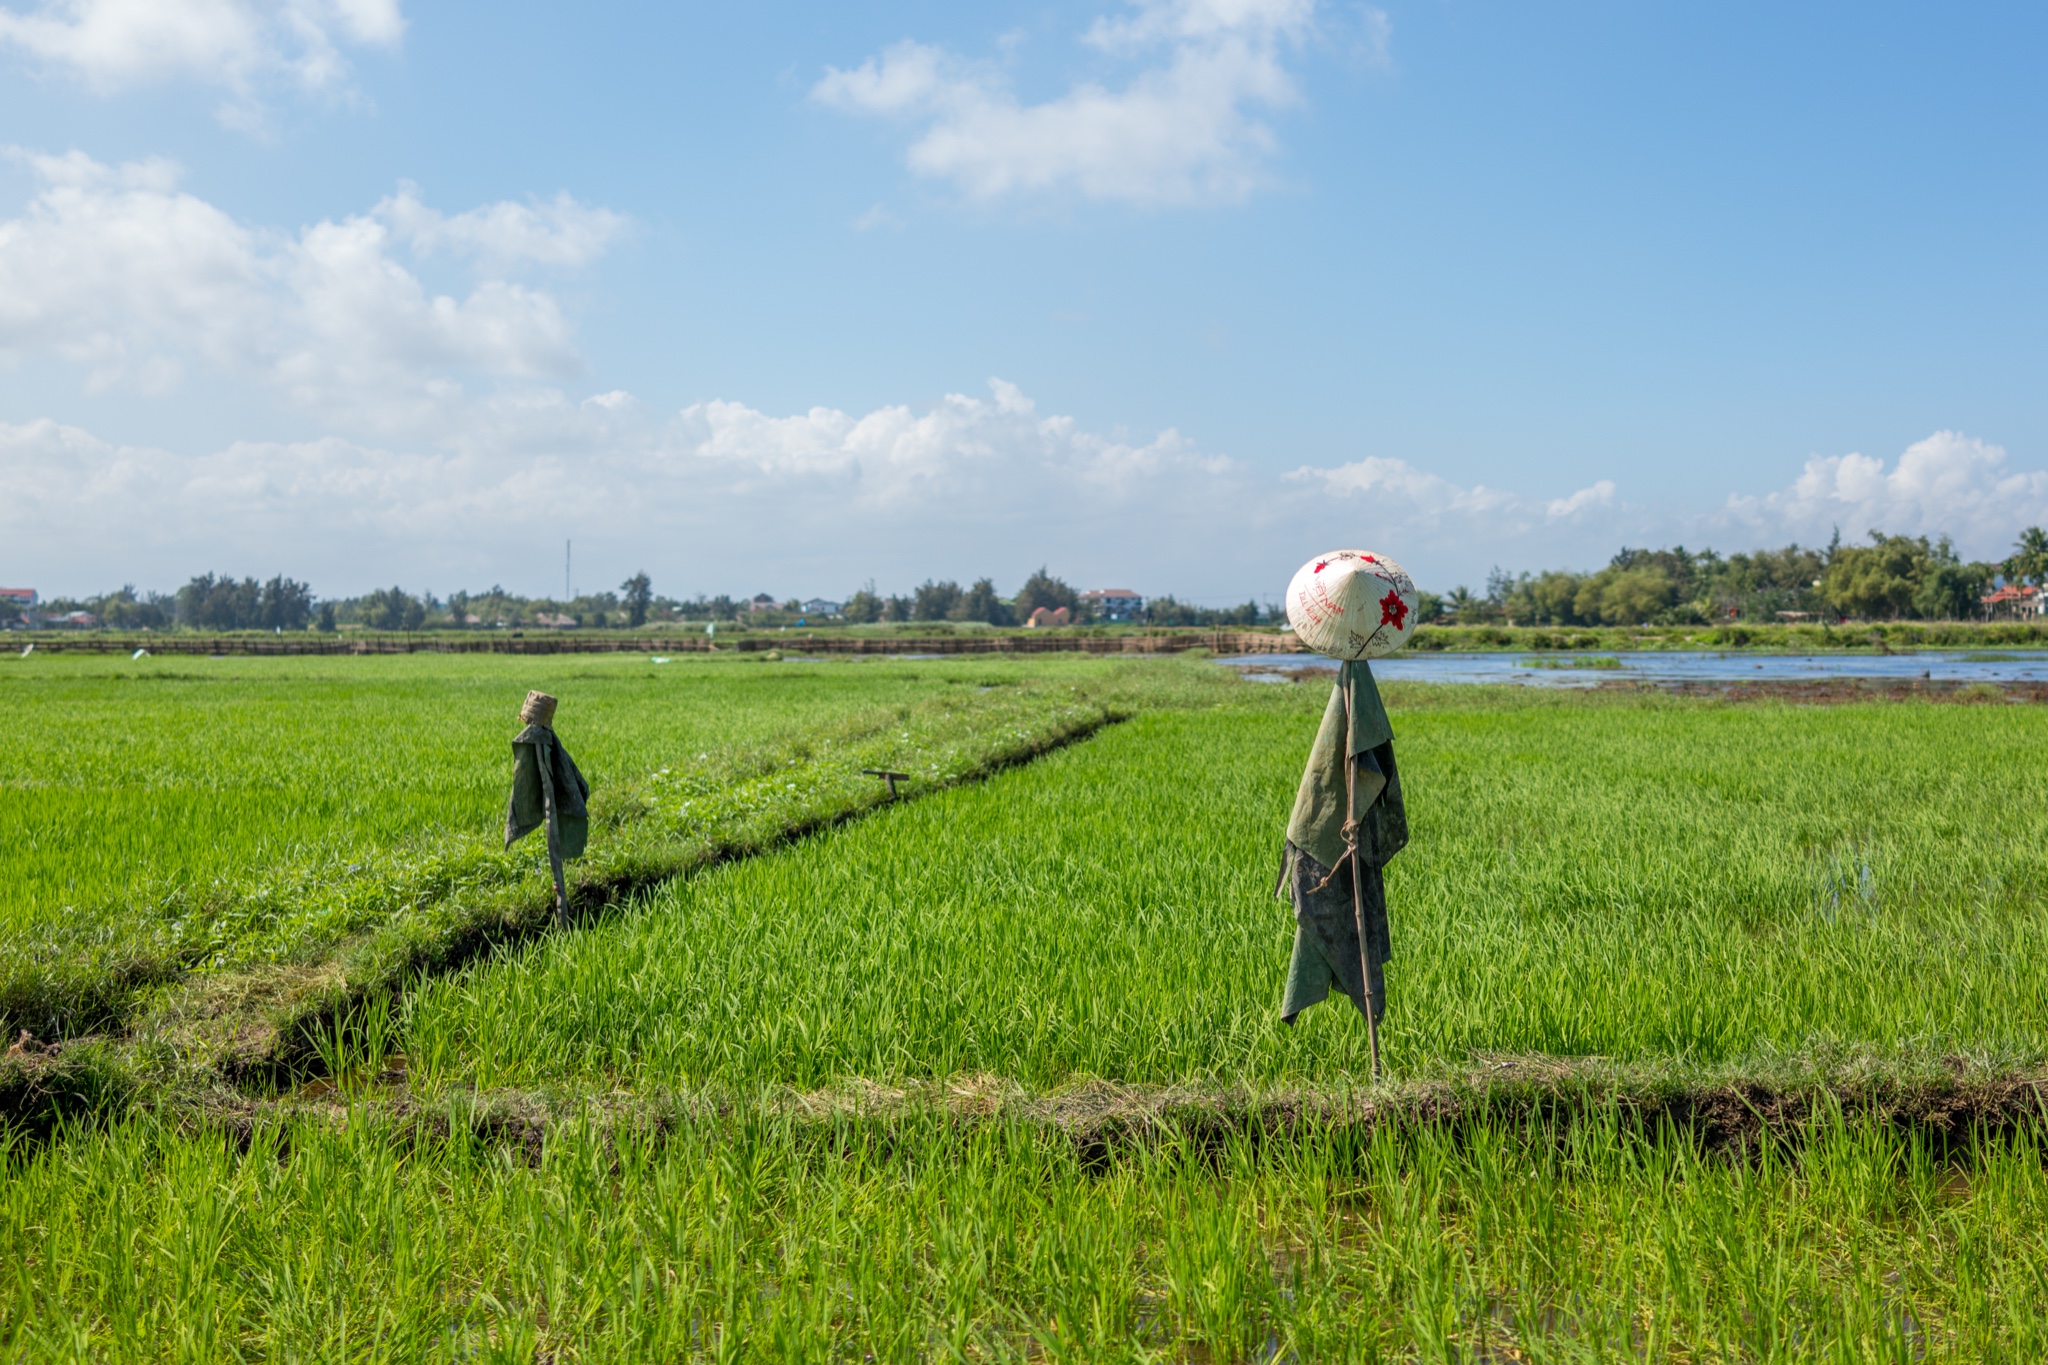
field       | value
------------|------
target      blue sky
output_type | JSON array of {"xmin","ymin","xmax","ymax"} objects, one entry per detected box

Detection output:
[{"xmin": 2, "ymin": 0, "xmax": 2044, "ymax": 603}]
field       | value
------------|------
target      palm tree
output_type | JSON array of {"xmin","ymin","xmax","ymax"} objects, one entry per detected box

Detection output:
[{"xmin": 2005, "ymin": 527, "xmax": 2048, "ymax": 587}]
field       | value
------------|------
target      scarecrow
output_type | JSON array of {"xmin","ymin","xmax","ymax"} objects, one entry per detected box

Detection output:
[
  {"xmin": 1275, "ymin": 551, "xmax": 1419, "ymax": 1076},
  {"xmin": 505, "ymin": 689, "xmax": 590, "ymax": 924}
]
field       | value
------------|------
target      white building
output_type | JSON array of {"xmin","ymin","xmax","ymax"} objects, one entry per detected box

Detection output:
[{"xmin": 1081, "ymin": 588, "xmax": 1144, "ymax": 622}]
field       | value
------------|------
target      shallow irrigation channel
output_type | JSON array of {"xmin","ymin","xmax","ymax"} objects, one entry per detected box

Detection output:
[{"xmin": 2, "ymin": 686, "xmax": 1130, "ymax": 1136}]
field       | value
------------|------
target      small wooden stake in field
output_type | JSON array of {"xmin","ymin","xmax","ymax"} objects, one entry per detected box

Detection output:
[
  {"xmin": 1345, "ymin": 669, "xmax": 1384, "ymax": 1080},
  {"xmin": 861, "ymin": 768, "xmax": 911, "ymax": 799}
]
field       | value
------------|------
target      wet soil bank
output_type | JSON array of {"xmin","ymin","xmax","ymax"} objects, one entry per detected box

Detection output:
[{"xmin": 113, "ymin": 1062, "xmax": 2048, "ymax": 1173}]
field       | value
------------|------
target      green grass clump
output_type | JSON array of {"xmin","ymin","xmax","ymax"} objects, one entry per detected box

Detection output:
[
  {"xmin": 1517, "ymin": 654, "xmax": 1626, "ymax": 669},
  {"xmin": 5, "ymin": 1105, "xmax": 2045, "ymax": 1360}
]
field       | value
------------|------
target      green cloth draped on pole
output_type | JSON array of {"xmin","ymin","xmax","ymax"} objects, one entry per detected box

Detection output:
[
  {"xmin": 1276, "ymin": 660, "xmax": 1409, "ymax": 1026},
  {"xmin": 504, "ymin": 690, "xmax": 590, "ymax": 923}
]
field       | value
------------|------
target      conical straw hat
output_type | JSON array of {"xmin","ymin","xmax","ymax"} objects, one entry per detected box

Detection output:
[{"xmin": 1285, "ymin": 550, "xmax": 1419, "ymax": 660}]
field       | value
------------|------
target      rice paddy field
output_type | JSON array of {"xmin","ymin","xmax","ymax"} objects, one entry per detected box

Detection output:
[
  {"xmin": 5, "ymin": 648, "xmax": 2048, "ymax": 1359},
  {"xmin": 3, "ymin": 651, "xmax": 980, "ymax": 933}
]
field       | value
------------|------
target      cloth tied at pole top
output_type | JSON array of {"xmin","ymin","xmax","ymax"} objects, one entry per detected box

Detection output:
[
  {"xmin": 519, "ymin": 689, "xmax": 558, "ymax": 727},
  {"xmin": 505, "ymin": 690, "xmax": 589, "ymax": 860},
  {"xmin": 1285, "ymin": 550, "xmax": 1419, "ymax": 660}
]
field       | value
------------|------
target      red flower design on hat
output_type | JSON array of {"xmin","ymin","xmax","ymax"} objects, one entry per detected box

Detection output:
[{"xmin": 1379, "ymin": 590, "xmax": 1408, "ymax": 630}]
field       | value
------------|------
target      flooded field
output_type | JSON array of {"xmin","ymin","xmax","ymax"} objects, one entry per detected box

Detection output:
[{"xmin": 1225, "ymin": 649, "xmax": 2048, "ymax": 687}]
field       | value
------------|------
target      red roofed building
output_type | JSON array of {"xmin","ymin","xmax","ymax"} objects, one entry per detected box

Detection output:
[
  {"xmin": 0, "ymin": 588, "xmax": 36, "ymax": 606},
  {"xmin": 1981, "ymin": 584, "xmax": 2045, "ymax": 619}
]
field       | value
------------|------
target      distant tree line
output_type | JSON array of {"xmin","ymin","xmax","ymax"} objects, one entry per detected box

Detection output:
[
  {"xmin": 1446, "ymin": 527, "xmax": 2048, "ymax": 627},
  {"xmin": 827, "ymin": 569, "xmax": 1276, "ymax": 627},
  {"xmin": 19, "ymin": 527, "xmax": 2043, "ymax": 632},
  {"xmin": 15, "ymin": 575, "xmax": 317, "ymax": 631}
]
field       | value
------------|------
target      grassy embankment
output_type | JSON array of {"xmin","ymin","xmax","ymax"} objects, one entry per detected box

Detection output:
[{"xmin": 7, "ymin": 654, "xmax": 2048, "ymax": 1356}]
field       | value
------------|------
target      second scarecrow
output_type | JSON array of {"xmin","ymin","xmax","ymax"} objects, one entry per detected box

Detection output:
[
  {"xmin": 1275, "ymin": 550, "xmax": 1419, "ymax": 1076},
  {"xmin": 505, "ymin": 689, "xmax": 590, "ymax": 925}
]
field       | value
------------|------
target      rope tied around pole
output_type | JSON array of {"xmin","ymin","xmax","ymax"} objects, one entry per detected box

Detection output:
[{"xmin": 1306, "ymin": 814, "xmax": 1364, "ymax": 894}]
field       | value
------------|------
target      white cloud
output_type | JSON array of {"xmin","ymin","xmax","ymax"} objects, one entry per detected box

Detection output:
[
  {"xmin": 375, "ymin": 182, "xmax": 627, "ymax": 270},
  {"xmin": 814, "ymin": 0, "xmax": 1350, "ymax": 205},
  {"xmin": 674, "ymin": 376, "xmax": 1230, "ymax": 504},
  {"xmin": 1084, "ymin": 0, "xmax": 1313, "ymax": 49},
  {"xmin": 0, "ymin": 0, "xmax": 402, "ymax": 110},
  {"xmin": 0, "ymin": 380, "xmax": 1260, "ymax": 594},
  {"xmin": 1277, "ymin": 458, "xmax": 1647, "ymax": 584},
  {"xmin": 0, "ymin": 150, "xmax": 620, "ymax": 432},
  {"xmin": 1546, "ymin": 480, "xmax": 1616, "ymax": 519},
  {"xmin": 850, "ymin": 203, "xmax": 902, "ymax": 232},
  {"xmin": 1722, "ymin": 431, "xmax": 2048, "ymax": 556},
  {"xmin": 1287, "ymin": 432, "xmax": 2048, "ymax": 585},
  {"xmin": 0, "ymin": 149, "xmax": 269, "ymax": 388},
  {"xmin": 1287, "ymin": 455, "xmax": 1608, "ymax": 530},
  {"xmin": 8, "ymin": 371, "xmax": 2044, "ymax": 602}
]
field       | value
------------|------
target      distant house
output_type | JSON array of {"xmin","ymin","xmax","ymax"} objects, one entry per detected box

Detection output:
[
  {"xmin": 1026, "ymin": 606, "xmax": 1072, "ymax": 628},
  {"xmin": 533, "ymin": 612, "xmax": 579, "ymax": 629},
  {"xmin": 802, "ymin": 598, "xmax": 843, "ymax": 618},
  {"xmin": 748, "ymin": 593, "xmax": 779, "ymax": 614},
  {"xmin": 1080, "ymin": 588, "xmax": 1143, "ymax": 622},
  {"xmin": 53, "ymin": 611, "xmax": 96, "ymax": 628},
  {"xmin": 0, "ymin": 588, "xmax": 36, "ymax": 606},
  {"xmin": 1982, "ymin": 584, "xmax": 2045, "ymax": 619}
]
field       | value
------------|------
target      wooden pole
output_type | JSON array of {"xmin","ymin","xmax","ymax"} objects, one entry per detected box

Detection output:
[{"xmin": 1346, "ymin": 666, "xmax": 1383, "ymax": 1079}]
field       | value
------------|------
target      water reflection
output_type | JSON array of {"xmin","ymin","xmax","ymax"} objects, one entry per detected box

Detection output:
[{"xmin": 1220, "ymin": 650, "xmax": 2048, "ymax": 687}]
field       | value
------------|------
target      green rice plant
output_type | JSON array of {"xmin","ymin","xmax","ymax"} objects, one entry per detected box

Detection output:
[
  {"xmin": 3, "ymin": 652, "xmax": 1242, "ymax": 1043},
  {"xmin": 4, "ymin": 1104, "xmax": 2046, "ymax": 1361},
  {"xmin": 402, "ymin": 696, "xmax": 2048, "ymax": 1091},
  {"xmin": 307, "ymin": 993, "xmax": 394, "ymax": 1098},
  {"xmin": 0, "ymin": 650, "xmax": 1086, "ymax": 936},
  {"xmin": 11, "ymin": 665, "xmax": 2048, "ymax": 1357}
]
